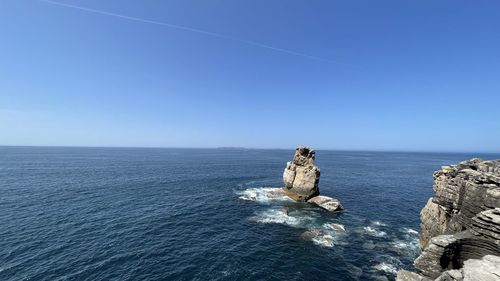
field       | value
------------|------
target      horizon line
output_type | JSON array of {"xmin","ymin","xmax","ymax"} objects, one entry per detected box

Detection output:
[{"xmin": 1, "ymin": 144, "xmax": 499, "ymax": 155}]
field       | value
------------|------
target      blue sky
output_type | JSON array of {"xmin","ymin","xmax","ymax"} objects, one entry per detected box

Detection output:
[{"xmin": 1, "ymin": 0, "xmax": 499, "ymax": 152}]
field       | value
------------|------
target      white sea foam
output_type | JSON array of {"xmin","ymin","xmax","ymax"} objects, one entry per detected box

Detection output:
[
  {"xmin": 302, "ymin": 223, "xmax": 347, "ymax": 248},
  {"xmin": 241, "ymin": 187, "xmax": 347, "ymax": 248},
  {"xmin": 391, "ymin": 227, "xmax": 420, "ymax": 256},
  {"xmin": 237, "ymin": 187, "xmax": 291, "ymax": 203},
  {"xmin": 323, "ymin": 223, "xmax": 346, "ymax": 232},
  {"xmin": 363, "ymin": 226, "xmax": 387, "ymax": 237},
  {"xmin": 391, "ymin": 241, "xmax": 410, "ymax": 249},
  {"xmin": 402, "ymin": 227, "xmax": 419, "ymax": 235},
  {"xmin": 252, "ymin": 209, "xmax": 300, "ymax": 226},
  {"xmin": 372, "ymin": 256, "xmax": 402, "ymax": 275},
  {"xmin": 372, "ymin": 262, "xmax": 398, "ymax": 274},
  {"xmin": 311, "ymin": 234, "xmax": 335, "ymax": 247},
  {"xmin": 371, "ymin": 221, "xmax": 387, "ymax": 227}
]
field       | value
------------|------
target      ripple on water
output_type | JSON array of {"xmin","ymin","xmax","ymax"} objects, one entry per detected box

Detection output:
[{"xmin": 2, "ymin": 148, "xmax": 474, "ymax": 281}]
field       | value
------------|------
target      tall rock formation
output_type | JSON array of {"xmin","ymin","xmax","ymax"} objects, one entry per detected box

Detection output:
[
  {"xmin": 282, "ymin": 146, "xmax": 343, "ymax": 212},
  {"xmin": 397, "ymin": 158, "xmax": 500, "ymax": 281},
  {"xmin": 283, "ymin": 146, "xmax": 320, "ymax": 201}
]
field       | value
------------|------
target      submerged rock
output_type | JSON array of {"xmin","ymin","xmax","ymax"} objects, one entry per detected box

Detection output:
[{"xmin": 397, "ymin": 158, "xmax": 500, "ymax": 281}]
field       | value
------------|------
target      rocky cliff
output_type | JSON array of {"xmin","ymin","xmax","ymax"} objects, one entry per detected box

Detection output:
[
  {"xmin": 282, "ymin": 146, "xmax": 342, "ymax": 212},
  {"xmin": 397, "ymin": 158, "xmax": 500, "ymax": 281}
]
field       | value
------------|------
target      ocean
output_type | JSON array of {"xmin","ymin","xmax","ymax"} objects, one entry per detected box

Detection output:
[{"xmin": 1, "ymin": 147, "xmax": 499, "ymax": 281}]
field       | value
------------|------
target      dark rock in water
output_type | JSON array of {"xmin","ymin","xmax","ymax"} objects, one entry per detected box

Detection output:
[
  {"xmin": 283, "ymin": 146, "xmax": 320, "ymax": 201},
  {"xmin": 397, "ymin": 158, "xmax": 500, "ymax": 281},
  {"xmin": 300, "ymin": 229, "xmax": 322, "ymax": 240}
]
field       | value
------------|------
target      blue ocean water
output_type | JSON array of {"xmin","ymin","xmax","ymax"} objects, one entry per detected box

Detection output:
[{"xmin": 1, "ymin": 147, "xmax": 499, "ymax": 281}]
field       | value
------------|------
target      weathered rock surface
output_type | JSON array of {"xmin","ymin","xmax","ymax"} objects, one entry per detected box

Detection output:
[
  {"xmin": 462, "ymin": 254, "xmax": 500, "ymax": 281},
  {"xmin": 397, "ymin": 158, "xmax": 500, "ymax": 281},
  {"xmin": 420, "ymin": 159, "xmax": 500, "ymax": 249},
  {"xmin": 396, "ymin": 270, "xmax": 431, "ymax": 281},
  {"xmin": 282, "ymin": 146, "xmax": 343, "ymax": 212},
  {"xmin": 283, "ymin": 147, "xmax": 320, "ymax": 201},
  {"xmin": 307, "ymin": 195, "xmax": 343, "ymax": 212},
  {"xmin": 433, "ymin": 255, "xmax": 500, "ymax": 281},
  {"xmin": 471, "ymin": 208, "xmax": 500, "ymax": 242},
  {"xmin": 434, "ymin": 269, "xmax": 463, "ymax": 281}
]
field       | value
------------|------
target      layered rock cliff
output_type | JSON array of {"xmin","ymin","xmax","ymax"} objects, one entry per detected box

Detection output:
[
  {"xmin": 397, "ymin": 158, "xmax": 500, "ymax": 281},
  {"xmin": 282, "ymin": 146, "xmax": 342, "ymax": 212}
]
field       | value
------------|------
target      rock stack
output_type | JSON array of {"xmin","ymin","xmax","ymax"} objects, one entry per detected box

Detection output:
[
  {"xmin": 283, "ymin": 147, "xmax": 320, "ymax": 201},
  {"xmin": 397, "ymin": 158, "xmax": 500, "ymax": 281},
  {"xmin": 282, "ymin": 146, "xmax": 343, "ymax": 212}
]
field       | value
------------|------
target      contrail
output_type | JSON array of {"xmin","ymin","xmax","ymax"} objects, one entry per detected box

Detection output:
[{"xmin": 39, "ymin": 0, "xmax": 348, "ymax": 65}]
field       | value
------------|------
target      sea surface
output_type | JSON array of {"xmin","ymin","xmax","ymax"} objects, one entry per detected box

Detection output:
[{"xmin": 1, "ymin": 147, "xmax": 499, "ymax": 281}]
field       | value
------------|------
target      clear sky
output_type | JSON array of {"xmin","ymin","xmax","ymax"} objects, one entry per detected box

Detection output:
[{"xmin": 1, "ymin": 0, "xmax": 499, "ymax": 152}]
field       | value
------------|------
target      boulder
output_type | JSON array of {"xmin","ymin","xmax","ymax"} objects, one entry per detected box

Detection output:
[{"xmin": 307, "ymin": 195, "xmax": 343, "ymax": 212}]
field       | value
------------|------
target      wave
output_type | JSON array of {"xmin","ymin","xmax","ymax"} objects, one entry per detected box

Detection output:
[
  {"xmin": 371, "ymin": 221, "xmax": 387, "ymax": 227},
  {"xmin": 304, "ymin": 223, "xmax": 347, "ymax": 248},
  {"xmin": 237, "ymin": 187, "xmax": 292, "ymax": 204},
  {"xmin": 402, "ymin": 227, "xmax": 419, "ymax": 235},
  {"xmin": 363, "ymin": 226, "xmax": 387, "ymax": 237},
  {"xmin": 323, "ymin": 222, "xmax": 346, "ymax": 232},
  {"xmin": 250, "ymin": 208, "xmax": 346, "ymax": 248},
  {"xmin": 372, "ymin": 262, "xmax": 398, "ymax": 274},
  {"xmin": 311, "ymin": 233, "xmax": 335, "ymax": 248},
  {"xmin": 391, "ymin": 240, "xmax": 418, "ymax": 252},
  {"xmin": 240, "ymin": 187, "xmax": 347, "ymax": 248},
  {"xmin": 250, "ymin": 208, "xmax": 309, "ymax": 227},
  {"xmin": 372, "ymin": 255, "xmax": 403, "ymax": 275},
  {"xmin": 391, "ymin": 227, "xmax": 420, "ymax": 256}
]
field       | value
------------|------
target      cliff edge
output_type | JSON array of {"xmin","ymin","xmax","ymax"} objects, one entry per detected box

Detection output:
[{"xmin": 397, "ymin": 158, "xmax": 500, "ymax": 281}]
